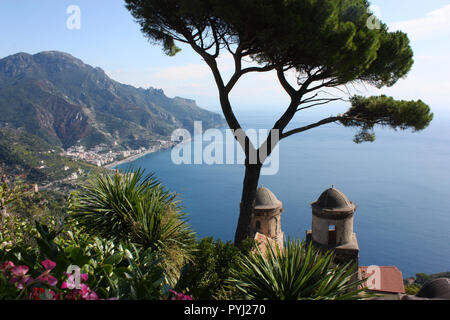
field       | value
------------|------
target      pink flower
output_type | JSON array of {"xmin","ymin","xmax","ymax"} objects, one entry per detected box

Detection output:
[
  {"xmin": 0, "ymin": 261, "xmax": 14, "ymax": 274},
  {"xmin": 36, "ymin": 260, "xmax": 58, "ymax": 287},
  {"xmin": 61, "ymin": 280, "xmax": 73, "ymax": 290},
  {"xmin": 61, "ymin": 273, "xmax": 88, "ymax": 290},
  {"xmin": 61, "ymin": 272, "xmax": 97, "ymax": 300},
  {"xmin": 41, "ymin": 260, "xmax": 56, "ymax": 271},
  {"xmin": 9, "ymin": 265, "xmax": 33, "ymax": 290},
  {"xmin": 63, "ymin": 285, "xmax": 98, "ymax": 300},
  {"xmin": 0, "ymin": 261, "xmax": 14, "ymax": 269},
  {"xmin": 79, "ymin": 284, "xmax": 98, "ymax": 300},
  {"xmin": 36, "ymin": 273, "xmax": 58, "ymax": 287},
  {"xmin": 169, "ymin": 289, "xmax": 193, "ymax": 300},
  {"xmin": 11, "ymin": 265, "xmax": 29, "ymax": 277}
]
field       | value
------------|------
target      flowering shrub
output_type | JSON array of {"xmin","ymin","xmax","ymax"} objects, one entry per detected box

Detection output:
[
  {"xmin": 0, "ymin": 222, "xmax": 169, "ymax": 300},
  {"xmin": 0, "ymin": 259, "xmax": 99, "ymax": 300},
  {"xmin": 29, "ymin": 287, "xmax": 59, "ymax": 300},
  {"xmin": 36, "ymin": 259, "xmax": 58, "ymax": 287},
  {"xmin": 0, "ymin": 172, "xmax": 200, "ymax": 301},
  {"xmin": 61, "ymin": 272, "xmax": 98, "ymax": 300},
  {"xmin": 168, "ymin": 289, "xmax": 193, "ymax": 300}
]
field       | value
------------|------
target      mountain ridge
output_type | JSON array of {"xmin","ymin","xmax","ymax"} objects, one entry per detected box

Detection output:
[{"xmin": 0, "ymin": 51, "xmax": 225, "ymax": 149}]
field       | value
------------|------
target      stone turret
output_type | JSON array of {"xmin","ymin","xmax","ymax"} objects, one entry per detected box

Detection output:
[
  {"xmin": 250, "ymin": 186, "xmax": 284, "ymax": 250},
  {"xmin": 306, "ymin": 187, "xmax": 359, "ymax": 266}
]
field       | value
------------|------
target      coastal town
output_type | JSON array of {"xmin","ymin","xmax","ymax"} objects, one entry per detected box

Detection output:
[{"xmin": 62, "ymin": 140, "xmax": 176, "ymax": 168}]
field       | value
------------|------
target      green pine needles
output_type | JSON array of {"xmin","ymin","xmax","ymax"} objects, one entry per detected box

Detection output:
[{"xmin": 342, "ymin": 95, "xmax": 433, "ymax": 143}]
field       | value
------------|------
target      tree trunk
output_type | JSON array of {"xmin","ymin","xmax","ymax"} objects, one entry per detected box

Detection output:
[{"xmin": 234, "ymin": 163, "xmax": 262, "ymax": 246}]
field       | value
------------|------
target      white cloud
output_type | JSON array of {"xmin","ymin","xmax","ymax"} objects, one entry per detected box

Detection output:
[
  {"xmin": 346, "ymin": 52, "xmax": 450, "ymax": 109},
  {"xmin": 153, "ymin": 64, "xmax": 210, "ymax": 81},
  {"xmin": 390, "ymin": 4, "xmax": 450, "ymax": 40}
]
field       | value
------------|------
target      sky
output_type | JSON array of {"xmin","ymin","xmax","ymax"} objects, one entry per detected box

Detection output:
[{"xmin": 0, "ymin": 0, "xmax": 449, "ymax": 114}]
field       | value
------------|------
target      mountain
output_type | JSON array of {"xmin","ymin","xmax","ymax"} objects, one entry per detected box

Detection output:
[{"xmin": 0, "ymin": 51, "xmax": 225, "ymax": 149}]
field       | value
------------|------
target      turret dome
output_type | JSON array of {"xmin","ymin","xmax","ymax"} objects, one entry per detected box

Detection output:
[
  {"xmin": 314, "ymin": 187, "xmax": 354, "ymax": 210},
  {"xmin": 311, "ymin": 187, "xmax": 356, "ymax": 218},
  {"xmin": 254, "ymin": 186, "xmax": 282, "ymax": 209}
]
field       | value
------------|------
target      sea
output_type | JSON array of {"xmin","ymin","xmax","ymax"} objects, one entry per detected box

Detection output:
[{"xmin": 117, "ymin": 107, "xmax": 450, "ymax": 277}]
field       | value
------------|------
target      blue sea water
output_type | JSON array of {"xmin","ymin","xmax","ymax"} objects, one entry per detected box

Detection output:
[{"xmin": 117, "ymin": 108, "xmax": 450, "ymax": 277}]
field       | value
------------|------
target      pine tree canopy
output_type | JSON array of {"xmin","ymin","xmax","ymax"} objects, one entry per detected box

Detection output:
[{"xmin": 125, "ymin": 0, "xmax": 432, "ymax": 143}]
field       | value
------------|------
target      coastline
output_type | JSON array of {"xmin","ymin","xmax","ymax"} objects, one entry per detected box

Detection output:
[
  {"xmin": 104, "ymin": 137, "xmax": 193, "ymax": 170},
  {"xmin": 104, "ymin": 149, "xmax": 158, "ymax": 170}
]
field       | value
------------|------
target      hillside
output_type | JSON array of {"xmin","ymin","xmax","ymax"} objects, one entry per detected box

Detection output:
[
  {"xmin": 0, "ymin": 51, "xmax": 225, "ymax": 149},
  {"xmin": 0, "ymin": 127, "xmax": 106, "ymax": 188}
]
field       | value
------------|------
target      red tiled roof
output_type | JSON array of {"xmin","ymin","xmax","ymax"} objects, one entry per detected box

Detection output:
[
  {"xmin": 253, "ymin": 232, "xmax": 278, "ymax": 256},
  {"xmin": 359, "ymin": 266, "xmax": 405, "ymax": 294}
]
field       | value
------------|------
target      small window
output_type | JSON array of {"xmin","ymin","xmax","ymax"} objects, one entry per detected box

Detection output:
[
  {"xmin": 328, "ymin": 225, "xmax": 337, "ymax": 245},
  {"xmin": 255, "ymin": 220, "xmax": 261, "ymax": 230}
]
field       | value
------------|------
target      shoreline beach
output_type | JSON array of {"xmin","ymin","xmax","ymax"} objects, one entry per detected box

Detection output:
[
  {"xmin": 104, "ymin": 149, "xmax": 158, "ymax": 170},
  {"xmin": 104, "ymin": 137, "xmax": 193, "ymax": 170}
]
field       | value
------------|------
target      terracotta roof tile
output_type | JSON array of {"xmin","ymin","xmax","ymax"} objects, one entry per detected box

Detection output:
[
  {"xmin": 253, "ymin": 232, "xmax": 278, "ymax": 256},
  {"xmin": 359, "ymin": 266, "xmax": 405, "ymax": 294}
]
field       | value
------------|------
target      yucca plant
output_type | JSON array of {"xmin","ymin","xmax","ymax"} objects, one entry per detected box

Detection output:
[
  {"xmin": 228, "ymin": 239, "xmax": 366, "ymax": 300},
  {"xmin": 71, "ymin": 168, "xmax": 196, "ymax": 286}
]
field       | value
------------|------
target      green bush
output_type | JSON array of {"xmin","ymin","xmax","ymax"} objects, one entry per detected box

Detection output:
[
  {"xmin": 228, "ymin": 239, "xmax": 365, "ymax": 300},
  {"xmin": 405, "ymin": 284, "xmax": 421, "ymax": 296},
  {"xmin": 1, "ymin": 220, "xmax": 166, "ymax": 300},
  {"xmin": 71, "ymin": 168, "xmax": 196, "ymax": 286},
  {"xmin": 176, "ymin": 237, "xmax": 255, "ymax": 300}
]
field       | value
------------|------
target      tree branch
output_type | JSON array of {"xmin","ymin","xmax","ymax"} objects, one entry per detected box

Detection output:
[
  {"xmin": 280, "ymin": 115, "xmax": 372, "ymax": 139},
  {"xmin": 297, "ymin": 97, "xmax": 347, "ymax": 112},
  {"xmin": 276, "ymin": 66, "xmax": 296, "ymax": 98},
  {"xmin": 281, "ymin": 116, "xmax": 342, "ymax": 139}
]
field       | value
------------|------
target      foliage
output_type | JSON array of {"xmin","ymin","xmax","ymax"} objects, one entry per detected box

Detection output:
[
  {"xmin": 115, "ymin": 244, "xmax": 165, "ymax": 300},
  {"xmin": 0, "ymin": 177, "xmax": 69, "ymax": 251},
  {"xmin": 0, "ymin": 259, "xmax": 98, "ymax": 300},
  {"xmin": 0, "ymin": 170, "xmax": 192, "ymax": 300},
  {"xmin": 1, "ymin": 178, "xmax": 25, "ymax": 213},
  {"xmin": 124, "ymin": 0, "xmax": 419, "ymax": 90},
  {"xmin": 412, "ymin": 272, "xmax": 450, "ymax": 287},
  {"xmin": 0, "ymin": 128, "xmax": 104, "ymax": 186},
  {"xmin": 404, "ymin": 284, "xmax": 421, "ymax": 296},
  {"xmin": 1, "ymin": 177, "xmax": 32, "ymax": 246},
  {"xmin": 341, "ymin": 95, "xmax": 433, "ymax": 143},
  {"xmin": 0, "ymin": 218, "xmax": 170, "ymax": 300},
  {"xmin": 401, "ymin": 271, "xmax": 450, "ymax": 297},
  {"xmin": 71, "ymin": 168, "xmax": 196, "ymax": 286},
  {"xmin": 228, "ymin": 239, "xmax": 365, "ymax": 300},
  {"xmin": 176, "ymin": 237, "xmax": 255, "ymax": 300}
]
